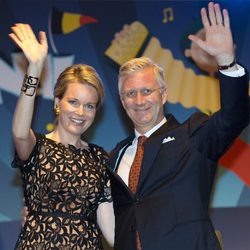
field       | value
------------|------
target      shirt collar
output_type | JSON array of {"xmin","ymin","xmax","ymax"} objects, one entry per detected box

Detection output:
[{"xmin": 134, "ymin": 117, "xmax": 167, "ymax": 140}]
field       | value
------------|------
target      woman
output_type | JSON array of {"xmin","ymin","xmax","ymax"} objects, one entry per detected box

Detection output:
[{"xmin": 9, "ymin": 23, "xmax": 114, "ymax": 249}]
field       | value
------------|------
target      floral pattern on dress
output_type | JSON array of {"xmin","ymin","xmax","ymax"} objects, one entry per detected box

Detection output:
[{"xmin": 12, "ymin": 133, "xmax": 112, "ymax": 250}]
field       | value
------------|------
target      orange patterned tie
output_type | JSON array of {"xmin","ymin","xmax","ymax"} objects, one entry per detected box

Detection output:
[
  {"xmin": 128, "ymin": 135, "xmax": 147, "ymax": 250},
  {"xmin": 129, "ymin": 136, "xmax": 147, "ymax": 193}
]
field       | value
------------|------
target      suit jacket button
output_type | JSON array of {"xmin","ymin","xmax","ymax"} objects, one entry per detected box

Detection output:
[{"xmin": 135, "ymin": 198, "xmax": 140, "ymax": 204}]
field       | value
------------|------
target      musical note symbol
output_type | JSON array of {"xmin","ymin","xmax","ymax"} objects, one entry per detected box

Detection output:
[{"xmin": 163, "ymin": 8, "xmax": 174, "ymax": 23}]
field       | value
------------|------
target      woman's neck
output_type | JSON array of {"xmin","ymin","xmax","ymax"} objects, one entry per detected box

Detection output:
[{"xmin": 46, "ymin": 129, "xmax": 88, "ymax": 148}]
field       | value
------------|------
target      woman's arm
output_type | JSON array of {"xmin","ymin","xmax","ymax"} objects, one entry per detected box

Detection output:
[
  {"xmin": 9, "ymin": 23, "xmax": 48, "ymax": 160},
  {"xmin": 97, "ymin": 201, "xmax": 115, "ymax": 247}
]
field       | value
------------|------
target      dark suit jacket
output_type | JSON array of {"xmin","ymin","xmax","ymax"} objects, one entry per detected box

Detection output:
[{"xmin": 107, "ymin": 71, "xmax": 250, "ymax": 250}]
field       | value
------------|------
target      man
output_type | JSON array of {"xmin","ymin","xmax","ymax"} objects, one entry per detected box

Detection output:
[{"xmin": 106, "ymin": 2, "xmax": 249, "ymax": 250}]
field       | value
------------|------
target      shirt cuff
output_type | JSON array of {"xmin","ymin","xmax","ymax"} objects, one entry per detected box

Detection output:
[{"xmin": 219, "ymin": 64, "xmax": 245, "ymax": 77}]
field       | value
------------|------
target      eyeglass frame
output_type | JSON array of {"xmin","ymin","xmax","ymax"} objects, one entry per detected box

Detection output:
[{"xmin": 120, "ymin": 86, "xmax": 165, "ymax": 99}]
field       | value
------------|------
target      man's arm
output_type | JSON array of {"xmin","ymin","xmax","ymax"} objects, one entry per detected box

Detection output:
[{"xmin": 188, "ymin": 2, "xmax": 249, "ymax": 160}]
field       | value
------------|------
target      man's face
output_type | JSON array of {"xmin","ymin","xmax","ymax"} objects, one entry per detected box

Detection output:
[{"xmin": 120, "ymin": 67, "xmax": 167, "ymax": 134}]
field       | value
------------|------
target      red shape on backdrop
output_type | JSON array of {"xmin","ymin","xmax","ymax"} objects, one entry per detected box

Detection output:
[
  {"xmin": 219, "ymin": 138, "xmax": 250, "ymax": 187},
  {"xmin": 80, "ymin": 15, "xmax": 98, "ymax": 25}
]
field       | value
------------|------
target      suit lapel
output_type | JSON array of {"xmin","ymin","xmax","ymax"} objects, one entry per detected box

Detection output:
[
  {"xmin": 107, "ymin": 135, "xmax": 135, "ymax": 195},
  {"xmin": 137, "ymin": 115, "xmax": 180, "ymax": 192},
  {"xmin": 108, "ymin": 135, "xmax": 134, "ymax": 171},
  {"xmin": 108, "ymin": 114, "xmax": 180, "ymax": 194}
]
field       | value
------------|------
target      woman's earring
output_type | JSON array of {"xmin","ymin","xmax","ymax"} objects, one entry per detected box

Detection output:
[{"xmin": 54, "ymin": 106, "xmax": 60, "ymax": 116}]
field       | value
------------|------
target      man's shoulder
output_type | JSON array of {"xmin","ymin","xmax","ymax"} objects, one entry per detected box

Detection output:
[
  {"xmin": 110, "ymin": 135, "xmax": 133, "ymax": 154},
  {"xmin": 183, "ymin": 112, "xmax": 209, "ymax": 136},
  {"xmin": 164, "ymin": 112, "xmax": 209, "ymax": 132},
  {"xmin": 188, "ymin": 112, "xmax": 209, "ymax": 123}
]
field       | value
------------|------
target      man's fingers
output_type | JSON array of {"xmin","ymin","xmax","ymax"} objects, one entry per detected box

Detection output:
[
  {"xmin": 223, "ymin": 9, "xmax": 230, "ymax": 28},
  {"xmin": 201, "ymin": 8, "xmax": 210, "ymax": 30},
  {"xmin": 208, "ymin": 2, "xmax": 217, "ymax": 25},
  {"xmin": 214, "ymin": 3, "xmax": 223, "ymax": 25}
]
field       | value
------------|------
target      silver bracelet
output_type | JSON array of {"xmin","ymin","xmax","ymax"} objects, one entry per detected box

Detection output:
[{"xmin": 21, "ymin": 74, "xmax": 39, "ymax": 96}]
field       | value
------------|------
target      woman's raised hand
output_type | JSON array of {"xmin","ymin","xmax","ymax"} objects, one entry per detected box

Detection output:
[{"xmin": 9, "ymin": 23, "xmax": 48, "ymax": 67}]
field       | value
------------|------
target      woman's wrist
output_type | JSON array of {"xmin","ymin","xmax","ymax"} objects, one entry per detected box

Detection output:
[
  {"xmin": 21, "ymin": 73, "xmax": 39, "ymax": 96},
  {"xmin": 27, "ymin": 61, "xmax": 44, "ymax": 75}
]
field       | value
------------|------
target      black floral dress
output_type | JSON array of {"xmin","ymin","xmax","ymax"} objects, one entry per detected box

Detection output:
[{"xmin": 12, "ymin": 133, "xmax": 112, "ymax": 250}]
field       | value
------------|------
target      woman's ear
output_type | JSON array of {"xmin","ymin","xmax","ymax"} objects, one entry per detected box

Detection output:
[{"xmin": 54, "ymin": 97, "xmax": 60, "ymax": 108}]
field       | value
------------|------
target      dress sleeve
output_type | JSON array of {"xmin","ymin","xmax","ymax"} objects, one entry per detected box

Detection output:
[
  {"xmin": 97, "ymin": 146, "xmax": 113, "ymax": 204},
  {"xmin": 11, "ymin": 133, "xmax": 40, "ymax": 170}
]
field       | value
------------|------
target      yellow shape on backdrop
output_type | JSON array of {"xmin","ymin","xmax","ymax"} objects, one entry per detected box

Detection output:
[{"xmin": 105, "ymin": 21, "xmax": 149, "ymax": 66}]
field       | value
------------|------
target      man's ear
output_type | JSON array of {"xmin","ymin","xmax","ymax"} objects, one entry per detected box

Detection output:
[
  {"xmin": 120, "ymin": 96, "xmax": 126, "ymax": 109},
  {"xmin": 162, "ymin": 88, "xmax": 168, "ymax": 105}
]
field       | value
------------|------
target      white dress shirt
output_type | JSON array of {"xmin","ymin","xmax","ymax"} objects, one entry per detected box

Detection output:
[
  {"xmin": 116, "ymin": 118, "xmax": 167, "ymax": 186},
  {"xmin": 219, "ymin": 64, "xmax": 245, "ymax": 77}
]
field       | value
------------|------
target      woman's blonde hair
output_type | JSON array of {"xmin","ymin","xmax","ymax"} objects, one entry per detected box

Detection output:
[{"xmin": 54, "ymin": 64, "xmax": 104, "ymax": 109}]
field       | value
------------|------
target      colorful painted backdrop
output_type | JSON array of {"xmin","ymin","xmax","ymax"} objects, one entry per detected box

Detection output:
[{"xmin": 0, "ymin": 1, "xmax": 249, "ymax": 249}]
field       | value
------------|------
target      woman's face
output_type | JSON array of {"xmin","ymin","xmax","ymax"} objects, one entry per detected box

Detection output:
[{"xmin": 55, "ymin": 82, "xmax": 98, "ymax": 137}]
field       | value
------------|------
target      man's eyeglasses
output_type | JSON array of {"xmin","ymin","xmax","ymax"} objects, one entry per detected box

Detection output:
[{"xmin": 120, "ymin": 87, "xmax": 164, "ymax": 99}]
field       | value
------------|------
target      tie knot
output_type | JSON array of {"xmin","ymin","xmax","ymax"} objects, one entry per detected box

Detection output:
[{"xmin": 138, "ymin": 136, "xmax": 147, "ymax": 146}]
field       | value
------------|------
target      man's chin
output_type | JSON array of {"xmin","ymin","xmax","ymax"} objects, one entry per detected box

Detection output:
[{"xmin": 134, "ymin": 120, "xmax": 152, "ymax": 129}]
